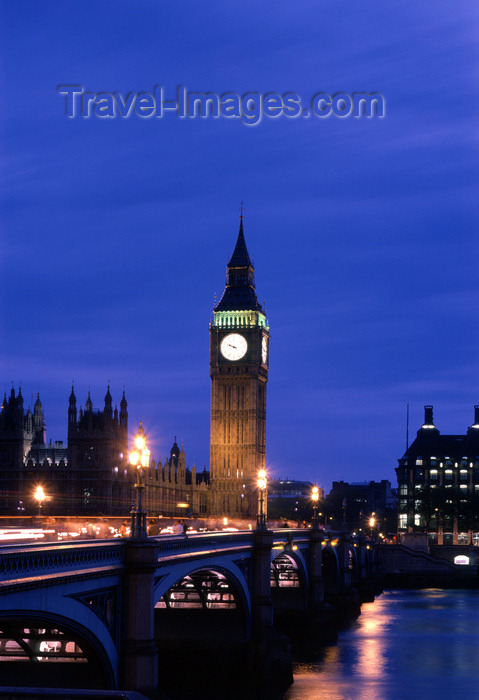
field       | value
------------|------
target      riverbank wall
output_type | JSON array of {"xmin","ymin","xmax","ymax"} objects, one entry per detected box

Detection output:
[{"xmin": 378, "ymin": 543, "xmax": 478, "ymax": 588}]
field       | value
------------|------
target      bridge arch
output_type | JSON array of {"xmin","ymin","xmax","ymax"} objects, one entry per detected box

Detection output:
[
  {"xmin": 322, "ymin": 544, "xmax": 340, "ymax": 595},
  {"xmin": 0, "ymin": 609, "xmax": 115, "ymax": 690},
  {"xmin": 270, "ymin": 549, "xmax": 308, "ymax": 613},
  {"xmin": 154, "ymin": 559, "xmax": 251, "ymax": 636},
  {"xmin": 271, "ymin": 549, "xmax": 308, "ymax": 588},
  {"xmin": 152, "ymin": 561, "xmax": 252, "ymax": 699}
]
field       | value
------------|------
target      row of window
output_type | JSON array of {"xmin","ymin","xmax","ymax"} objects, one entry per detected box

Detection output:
[
  {"xmin": 398, "ymin": 513, "xmax": 479, "ymax": 532},
  {"xmin": 415, "ymin": 458, "xmax": 478, "ymax": 466}
]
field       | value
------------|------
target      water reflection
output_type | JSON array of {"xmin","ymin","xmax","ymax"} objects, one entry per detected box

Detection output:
[{"xmin": 284, "ymin": 589, "xmax": 479, "ymax": 700}]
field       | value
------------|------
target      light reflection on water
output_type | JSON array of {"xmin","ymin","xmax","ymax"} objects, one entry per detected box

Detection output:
[{"xmin": 284, "ymin": 589, "xmax": 479, "ymax": 700}]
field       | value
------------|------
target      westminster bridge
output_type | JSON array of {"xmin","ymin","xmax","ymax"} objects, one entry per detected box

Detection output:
[{"xmin": 0, "ymin": 529, "xmax": 378, "ymax": 699}]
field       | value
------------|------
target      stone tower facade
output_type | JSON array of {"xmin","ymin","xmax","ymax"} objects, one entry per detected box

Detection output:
[
  {"xmin": 67, "ymin": 386, "xmax": 131, "ymax": 514},
  {"xmin": 209, "ymin": 216, "xmax": 269, "ymax": 517},
  {"xmin": 0, "ymin": 387, "xmax": 36, "ymax": 513}
]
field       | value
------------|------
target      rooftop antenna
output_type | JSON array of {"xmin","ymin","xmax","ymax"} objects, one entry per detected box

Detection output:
[{"xmin": 406, "ymin": 403, "xmax": 410, "ymax": 451}]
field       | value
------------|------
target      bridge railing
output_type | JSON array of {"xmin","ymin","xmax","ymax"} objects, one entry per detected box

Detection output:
[
  {"xmin": 0, "ymin": 540, "xmax": 125, "ymax": 584},
  {"xmin": 153, "ymin": 530, "xmax": 255, "ymax": 560},
  {"xmin": 0, "ymin": 529, "xmax": 349, "ymax": 585}
]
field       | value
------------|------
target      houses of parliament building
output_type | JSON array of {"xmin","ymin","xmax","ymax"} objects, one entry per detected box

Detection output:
[{"xmin": 0, "ymin": 217, "xmax": 269, "ymax": 519}]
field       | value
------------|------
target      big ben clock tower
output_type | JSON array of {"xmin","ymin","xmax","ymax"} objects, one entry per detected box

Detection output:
[{"xmin": 209, "ymin": 212, "xmax": 269, "ymax": 517}]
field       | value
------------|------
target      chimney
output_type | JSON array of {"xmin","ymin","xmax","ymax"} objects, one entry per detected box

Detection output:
[{"xmin": 423, "ymin": 405, "xmax": 434, "ymax": 428}]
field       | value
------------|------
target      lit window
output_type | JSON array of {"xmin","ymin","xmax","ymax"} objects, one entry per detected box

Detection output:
[
  {"xmin": 416, "ymin": 459, "xmax": 423, "ymax": 466},
  {"xmin": 454, "ymin": 555, "xmax": 470, "ymax": 565},
  {"xmin": 430, "ymin": 469, "xmax": 438, "ymax": 481}
]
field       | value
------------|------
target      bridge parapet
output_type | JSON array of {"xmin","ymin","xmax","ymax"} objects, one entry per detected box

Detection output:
[
  {"xmin": 154, "ymin": 531, "xmax": 254, "ymax": 560},
  {"xmin": 0, "ymin": 541, "xmax": 125, "ymax": 585}
]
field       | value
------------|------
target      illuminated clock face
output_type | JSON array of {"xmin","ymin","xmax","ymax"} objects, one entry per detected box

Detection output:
[
  {"xmin": 262, "ymin": 336, "xmax": 268, "ymax": 364},
  {"xmin": 220, "ymin": 333, "xmax": 248, "ymax": 361}
]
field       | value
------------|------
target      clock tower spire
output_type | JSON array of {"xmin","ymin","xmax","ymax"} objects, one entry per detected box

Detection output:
[{"xmin": 209, "ymin": 213, "xmax": 269, "ymax": 518}]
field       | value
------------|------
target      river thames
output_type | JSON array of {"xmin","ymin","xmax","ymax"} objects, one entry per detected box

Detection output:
[{"xmin": 284, "ymin": 588, "xmax": 479, "ymax": 700}]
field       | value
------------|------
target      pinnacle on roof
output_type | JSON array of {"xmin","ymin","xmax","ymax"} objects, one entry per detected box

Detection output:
[
  {"xmin": 227, "ymin": 217, "xmax": 253, "ymax": 269},
  {"xmin": 214, "ymin": 213, "xmax": 263, "ymax": 313}
]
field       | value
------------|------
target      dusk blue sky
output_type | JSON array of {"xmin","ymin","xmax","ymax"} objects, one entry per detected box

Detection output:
[{"xmin": 1, "ymin": 1, "xmax": 478, "ymax": 492}]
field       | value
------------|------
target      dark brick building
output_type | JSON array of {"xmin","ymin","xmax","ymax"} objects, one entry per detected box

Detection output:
[{"xmin": 326, "ymin": 479, "xmax": 397, "ymax": 535}]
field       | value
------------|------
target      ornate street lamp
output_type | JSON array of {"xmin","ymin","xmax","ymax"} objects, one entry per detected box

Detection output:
[
  {"xmin": 257, "ymin": 468, "xmax": 267, "ymax": 530},
  {"xmin": 311, "ymin": 485, "xmax": 320, "ymax": 529},
  {"xmin": 129, "ymin": 425, "xmax": 151, "ymax": 540},
  {"xmin": 34, "ymin": 485, "xmax": 45, "ymax": 517}
]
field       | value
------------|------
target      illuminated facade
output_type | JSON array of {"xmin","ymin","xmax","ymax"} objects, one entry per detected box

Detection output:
[
  {"xmin": 142, "ymin": 438, "xmax": 210, "ymax": 518},
  {"xmin": 0, "ymin": 217, "xmax": 269, "ymax": 519},
  {"xmin": 396, "ymin": 405, "xmax": 479, "ymax": 545},
  {"xmin": 0, "ymin": 386, "xmax": 209, "ymax": 517},
  {"xmin": 0, "ymin": 386, "xmax": 132, "ymax": 515},
  {"xmin": 209, "ymin": 215, "xmax": 269, "ymax": 517},
  {"xmin": 0, "ymin": 388, "xmax": 52, "ymax": 514}
]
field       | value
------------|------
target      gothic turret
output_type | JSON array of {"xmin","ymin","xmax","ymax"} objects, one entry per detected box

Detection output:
[
  {"xmin": 120, "ymin": 390, "xmax": 128, "ymax": 430},
  {"xmin": 68, "ymin": 386, "xmax": 77, "ymax": 428},
  {"xmin": 32, "ymin": 393, "xmax": 46, "ymax": 445},
  {"xmin": 104, "ymin": 385, "xmax": 113, "ymax": 423}
]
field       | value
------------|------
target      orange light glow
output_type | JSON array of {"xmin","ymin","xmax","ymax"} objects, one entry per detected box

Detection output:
[
  {"xmin": 34, "ymin": 486, "xmax": 45, "ymax": 502},
  {"xmin": 135, "ymin": 435, "xmax": 146, "ymax": 450}
]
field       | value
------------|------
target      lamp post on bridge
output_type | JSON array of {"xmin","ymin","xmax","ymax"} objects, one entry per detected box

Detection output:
[
  {"xmin": 311, "ymin": 485, "xmax": 320, "ymax": 530},
  {"xmin": 129, "ymin": 424, "xmax": 150, "ymax": 540},
  {"xmin": 256, "ymin": 468, "xmax": 267, "ymax": 530},
  {"xmin": 34, "ymin": 485, "xmax": 45, "ymax": 517}
]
